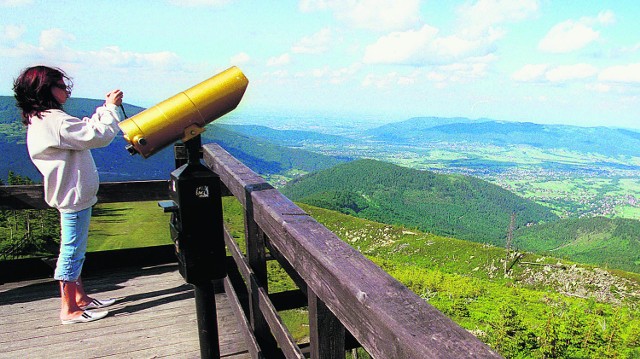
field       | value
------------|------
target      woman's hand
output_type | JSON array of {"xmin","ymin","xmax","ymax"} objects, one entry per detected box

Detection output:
[{"xmin": 105, "ymin": 89, "xmax": 124, "ymax": 106}]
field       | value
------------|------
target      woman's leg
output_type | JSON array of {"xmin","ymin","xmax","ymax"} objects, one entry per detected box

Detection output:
[
  {"xmin": 59, "ymin": 280, "xmax": 83, "ymax": 320},
  {"xmin": 54, "ymin": 208, "xmax": 92, "ymax": 320}
]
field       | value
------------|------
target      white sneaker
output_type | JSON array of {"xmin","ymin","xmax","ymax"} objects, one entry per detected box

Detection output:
[{"xmin": 82, "ymin": 298, "xmax": 117, "ymax": 310}]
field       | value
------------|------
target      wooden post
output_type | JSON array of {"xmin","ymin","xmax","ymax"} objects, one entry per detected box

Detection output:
[
  {"xmin": 309, "ymin": 290, "xmax": 345, "ymax": 359},
  {"xmin": 244, "ymin": 186, "xmax": 277, "ymax": 353}
]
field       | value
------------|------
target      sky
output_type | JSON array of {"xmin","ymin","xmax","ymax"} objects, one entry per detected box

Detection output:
[{"xmin": 1, "ymin": 0, "xmax": 639, "ymax": 129}]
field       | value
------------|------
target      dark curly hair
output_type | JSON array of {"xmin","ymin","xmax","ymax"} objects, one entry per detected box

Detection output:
[{"xmin": 13, "ymin": 65, "xmax": 73, "ymax": 125}]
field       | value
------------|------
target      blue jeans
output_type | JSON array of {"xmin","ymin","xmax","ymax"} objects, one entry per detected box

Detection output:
[{"xmin": 54, "ymin": 207, "xmax": 92, "ymax": 282}]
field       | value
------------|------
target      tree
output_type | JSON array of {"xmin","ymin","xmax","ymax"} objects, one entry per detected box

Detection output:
[
  {"xmin": 488, "ymin": 303, "xmax": 537, "ymax": 357},
  {"xmin": 0, "ymin": 172, "xmax": 59, "ymax": 259}
]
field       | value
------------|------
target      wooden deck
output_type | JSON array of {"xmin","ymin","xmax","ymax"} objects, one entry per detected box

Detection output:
[{"xmin": 0, "ymin": 263, "xmax": 250, "ymax": 359}]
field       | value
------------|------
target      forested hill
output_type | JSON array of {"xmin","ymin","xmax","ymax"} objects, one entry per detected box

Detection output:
[
  {"xmin": 514, "ymin": 216, "xmax": 640, "ymax": 273},
  {"xmin": 366, "ymin": 116, "xmax": 640, "ymax": 157},
  {"xmin": 281, "ymin": 158, "xmax": 558, "ymax": 245},
  {"xmin": 203, "ymin": 125, "xmax": 350, "ymax": 177}
]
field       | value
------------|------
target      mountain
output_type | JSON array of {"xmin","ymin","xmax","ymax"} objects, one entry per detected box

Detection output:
[
  {"xmin": 281, "ymin": 159, "xmax": 640, "ymax": 274},
  {"xmin": 0, "ymin": 96, "xmax": 350, "ymax": 183},
  {"xmin": 0, "ymin": 96, "xmax": 21, "ymax": 124},
  {"xmin": 216, "ymin": 124, "xmax": 354, "ymax": 147},
  {"xmin": 203, "ymin": 124, "xmax": 351, "ymax": 176},
  {"xmin": 366, "ymin": 117, "xmax": 640, "ymax": 158},
  {"xmin": 0, "ymin": 95, "xmax": 146, "ymax": 125},
  {"xmin": 281, "ymin": 158, "xmax": 558, "ymax": 245}
]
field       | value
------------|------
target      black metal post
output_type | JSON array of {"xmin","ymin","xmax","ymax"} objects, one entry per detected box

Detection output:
[
  {"xmin": 194, "ymin": 280, "xmax": 220, "ymax": 359},
  {"xmin": 160, "ymin": 135, "xmax": 227, "ymax": 359}
]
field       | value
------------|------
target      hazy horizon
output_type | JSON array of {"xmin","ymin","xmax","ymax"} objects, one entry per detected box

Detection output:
[{"xmin": 1, "ymin": 1, "xmax": 639, "ymax": 129}]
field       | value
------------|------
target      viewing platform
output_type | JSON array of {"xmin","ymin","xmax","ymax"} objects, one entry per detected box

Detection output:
[{"xmin": 0, "ymin": 142, "xmax": 503, "ymax": 359}]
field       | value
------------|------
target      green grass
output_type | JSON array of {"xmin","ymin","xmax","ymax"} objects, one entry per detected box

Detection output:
[
  {"xmin": 294, "ymin": 203, "xmax": 640, "ymax": 358},
  {"xmin": 87, "ymin": 201, "xmax": 172, "ymax": 251}
]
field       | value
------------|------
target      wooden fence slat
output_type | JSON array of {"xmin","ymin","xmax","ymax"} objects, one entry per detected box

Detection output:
[{"xmin": 309, "ymin": 290, "xmax": 345, "ymax": 359}]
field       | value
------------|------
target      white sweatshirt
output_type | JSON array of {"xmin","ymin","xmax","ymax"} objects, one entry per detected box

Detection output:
[{"xmin": 26, "ymin": 104, "xmax": 124, "ymax": 213}]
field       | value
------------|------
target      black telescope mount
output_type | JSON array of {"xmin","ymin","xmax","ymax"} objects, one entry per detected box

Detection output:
[{"xmin": 158, "ymin": 135, "xmax": 227, "ymax": 359}]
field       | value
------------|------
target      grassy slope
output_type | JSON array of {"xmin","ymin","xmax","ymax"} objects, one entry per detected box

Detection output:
[
  {"xmin": 293, "ymin": 203, "xmax": 640, "ymax": 358},
  {"xmin": 514, "ymin": 216, "xmax": 640, "ymax": 273},
  {"xmin": 87, "ymin": 201, "xmax": 171, "ymax": 251}
]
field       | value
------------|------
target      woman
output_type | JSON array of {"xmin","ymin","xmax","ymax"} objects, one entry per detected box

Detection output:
[{"xmin": 13, "ymin": 65, "xmax": 124, "ymax": 324}]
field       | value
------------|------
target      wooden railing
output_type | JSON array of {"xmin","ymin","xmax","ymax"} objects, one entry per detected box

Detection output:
[{"xmin": 0, "ymin": 142, "xmax": 502, "ymax": 359}]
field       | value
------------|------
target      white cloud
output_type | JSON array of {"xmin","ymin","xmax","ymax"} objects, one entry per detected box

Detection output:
[
  {"xmin": 512, "ymin": 64, "xmax": 548, "ymax": 82},
  {"xmin": 267, "ymin": 53, "xmax": 291, "ymax": 66},
  {"xmin": 230, "ymin": 52, "xmax": 250, "ymax": 65},
  {"xmin": 363, "ymin": 24, "xmax": 438, "ymax": 64},
  {"xmin": 362, "ymin": 0, "xmax": 537, "ymax": 68},
  {"xmin": 456, "ymin": 0, "xmax": 539, "ymax": 37},
  {"xmin": 513, "ymin": 63, "xmax": 598, "ymax": 83},
  {"xmin": 538, "ymin": 11, "xmax": 614, "ymax": 54},
  {"xmin": 363, "ymin": 24, "xmax": 499, "ymax": 66},
  {"xmin": 362, "ymin": 72, "xmax": 402, "ymax": 88},
  {"xmin": 586, "ymin": 83, "xmax": 611, "ymax": 93},
  {"xmin": 292, "ymin": 27, "xmax": 332, "ymax": 54},
  {"xmin": 86, "ymin": 46, "xmax": 181, "ymax": 68},
  {"xmin": 167, "ymin": 0, "xmax": 233, "ymax": 6},
  {"xmin": 0, "ymin": 0, "xmax": 32, "ymax": 6},
  {"xmin": 545, "ymin": 63, "xmax": 597, "ymax": 82},
  {"xmin": 328, "ymin": 63, "xmax": 361, "ymax": 84},
  {"xmin": 1, "ymin": 24, "xmax": 25, "ymax": 41},
  {"xmin": 40, "ymin": 28, "xmax": 75, "ymax": 49},
  {"xmin": 599, "ymin": 63, "xmax": 640, "ymax": 83},
  {"xmin": 300, "ymin": 0, "xmax": 420, "ymax": 32},
  {"xmin": 1, "ymin": 28, "xmax": 183, "ymax": 72},
  {"xmin": 595, "ymin": 10, "xmax": 615, "ymax": 25},
  {"xmin": 538, "ymin": 21, "xmax": 599, "ymax": 53}
]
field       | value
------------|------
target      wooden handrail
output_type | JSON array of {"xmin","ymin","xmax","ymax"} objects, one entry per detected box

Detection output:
[{"xmin": 0, "ymin": 180, "xmax": 170, "ymax": 210}]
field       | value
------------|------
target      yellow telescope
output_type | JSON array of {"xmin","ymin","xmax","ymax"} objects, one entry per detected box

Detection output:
[{"xmin": 119, "ymin": 66, "xmax": 249, "ymax": 158}]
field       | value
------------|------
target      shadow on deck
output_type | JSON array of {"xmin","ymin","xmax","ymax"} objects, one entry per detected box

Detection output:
[{"xmin": 0, "ymin": 262, "xmax": 249, "ymax": 359}]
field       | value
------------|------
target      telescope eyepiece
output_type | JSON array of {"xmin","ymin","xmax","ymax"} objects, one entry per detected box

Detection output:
[{"xmin": 125, "ymin": 144, "xmax": 139, "ymax": 155}]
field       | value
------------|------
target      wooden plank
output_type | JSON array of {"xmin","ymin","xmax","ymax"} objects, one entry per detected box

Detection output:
[
  {"xmin": 253, "ymin": 277, "xmax": 305, "ymax": 359},
  {"xmin": 202, "ymin": 143, "xmax": 272, "ymax": 209},
  {"xmin": 0, "ymin": 180, "xmax": 170, "ymax": 210},
  {"xmin": 224, "ymin": 274, "xmax": 263, "ymax": 359},
  {"xmin": 0, "ymin": 263, "xmax": 250, "ymax": 359},
  {"xmin": 97, "ymin": 180, "xmax": 170, "ymax": 203}
]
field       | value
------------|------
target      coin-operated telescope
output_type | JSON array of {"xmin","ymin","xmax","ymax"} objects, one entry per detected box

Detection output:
[
  {"xmin": 119, "ymin": 66, "xmax": 249, "ymax": 158},
  {"xmin": 124, "ymin": 67, "xmax": 248, "ymax": 359}
]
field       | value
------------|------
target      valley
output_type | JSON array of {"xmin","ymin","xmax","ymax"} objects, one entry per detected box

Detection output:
[{"xmin": 242, "ymin": 123, "xmax": 640, "ymax": 220}]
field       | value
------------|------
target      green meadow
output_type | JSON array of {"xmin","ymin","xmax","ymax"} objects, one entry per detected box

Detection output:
[{"xmin": 87, "ymin": 201, "xmax": 172, "ymax": 251}]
